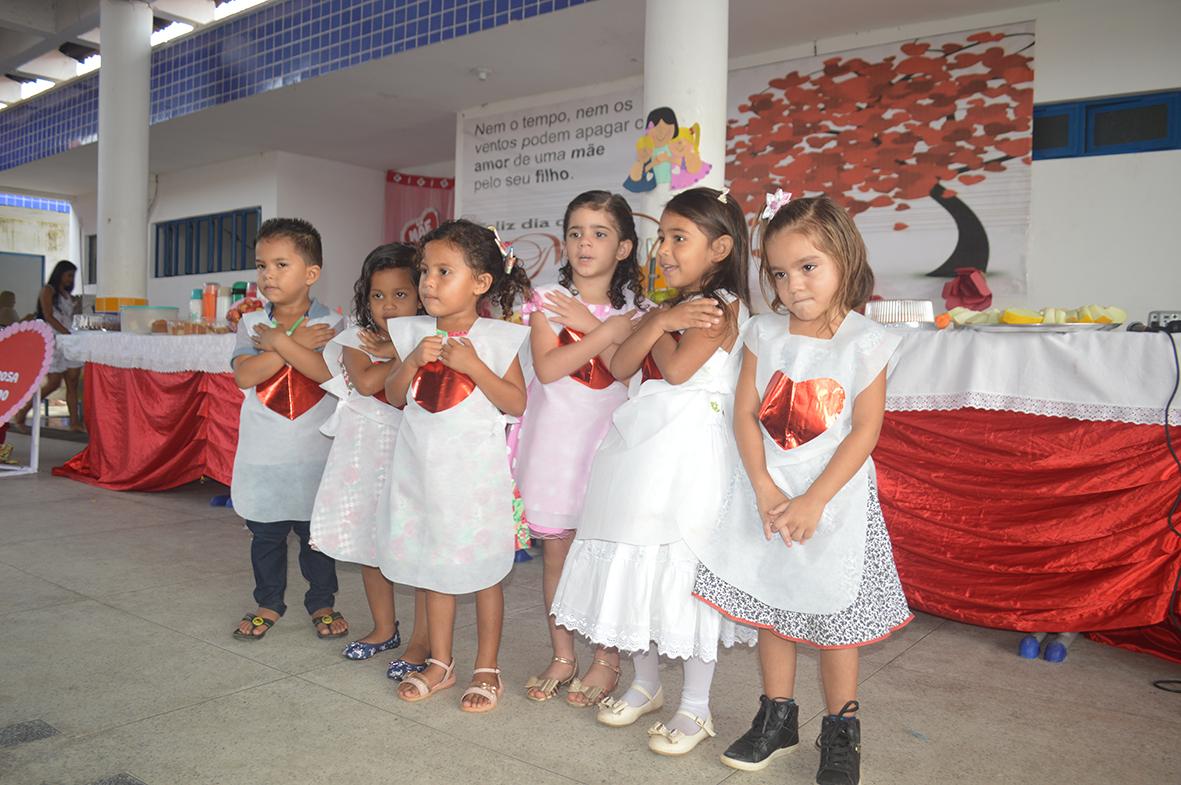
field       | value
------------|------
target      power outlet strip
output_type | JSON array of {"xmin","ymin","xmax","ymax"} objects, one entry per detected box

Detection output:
[{"xmin": 1148, "ymin": 310, "xmax": 1181, "ymax": 328}]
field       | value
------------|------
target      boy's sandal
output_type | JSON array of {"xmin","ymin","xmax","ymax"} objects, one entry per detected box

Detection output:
[
  {"xmin": 398, "ymin": 658, "xmax": 456, "ymax": 703},
  {"xmin": 524, "ymin": 656, "xmax": 577, "ymax": 702},
  {"xmin": 312, "ymin": 610, "xmax": 348, "ymax": 639},
  {"xmin": 566, "ymin": 657, "xmax": 621, "ymax": 708},
  {"xmin": 460, "ymin": 667, "xmax": 502, "ymax": 714},
  {"xmin": 232, "ymin": 614, "xmax": 275, "ymax": 641}
]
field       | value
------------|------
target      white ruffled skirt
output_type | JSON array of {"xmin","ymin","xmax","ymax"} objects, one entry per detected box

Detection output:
[{"xmin": 551, "ymin": 538, "xmax": 754, "ymax": 661}]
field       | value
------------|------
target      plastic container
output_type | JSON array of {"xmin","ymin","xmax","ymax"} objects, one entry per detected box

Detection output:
[
  {"xmin": 189, "ymin": 289, "xmax": 203, "ymax": 321},
  {"xmin": 231, "ymin": 281, "xmax": 248, "ymax": 303},
  {"xmin": 202, "ymin": 283, "xmax": 219, "ymax": 322},
  {"xmin": 120, "ymin": 305, "xmax": 180, "ymax": 335},
  {"xmin": 216, "ymin": 290, "xmax": 231, "ymax": 323}
]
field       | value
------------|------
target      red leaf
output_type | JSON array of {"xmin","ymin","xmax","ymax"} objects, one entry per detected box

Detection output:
[
  {"xmin": 895, "ymin": 203, "xmax": 911, "ymax": 211},
  {"xmin": 901, "ymin": 42, "xmax": 931, "ymax": 56},
  {"xmin": 958, "ymin": 174, "xmax": 986, "ymax": 185},
  {"xmin": 894, "ymin": 223, "xmax": 909, "ymax": 231}
]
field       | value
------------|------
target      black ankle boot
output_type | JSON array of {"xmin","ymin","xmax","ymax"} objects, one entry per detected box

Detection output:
[
  {"xmin": 816, "ymin": 700, "xmax": 861, "ymax": 785},
  {"xmin": 719, "ymin": 694, "xmax": 799, "ymax": 771}
]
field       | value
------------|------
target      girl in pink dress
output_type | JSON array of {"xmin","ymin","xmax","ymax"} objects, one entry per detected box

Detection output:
[{"xmin": 516, "ymin": 191, "xmax": 648, "ymax": 707}]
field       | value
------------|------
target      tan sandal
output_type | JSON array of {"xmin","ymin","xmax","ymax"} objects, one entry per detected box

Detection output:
[
  {"xmin": 460, "ymin": 667, "xmax": 502, "ymax": 714},
  {"xmin": 566, "ymin": 657, "xmax": 621, "ymax": 708},
  {"xmin": 524, "ymin": 656, "xmax": 577, "ymax": 702},
  {"xmin": 398, "ymin": 657, "xmax": 456, "ymax": 703}
]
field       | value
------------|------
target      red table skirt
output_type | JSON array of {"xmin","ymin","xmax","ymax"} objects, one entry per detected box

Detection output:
[
  {"xmin": 877, "ymin": 409, "xmax": 1181, "ymax": 663},
  {"xmin": 50, "ymin": 366, "xmax": 1181, "ymax": 663},
  {"xmin": 53, "ymin": 362, "xmax": 241, "ymax": 490}
]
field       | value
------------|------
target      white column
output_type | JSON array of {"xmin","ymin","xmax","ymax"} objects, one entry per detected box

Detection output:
[
  {"xmin": 640, "ymin": 0, "xmax": 729, "ymax": 288},
  {"xmin": 96, "ymin": 0, "xmax": 152, "ymax": 308}
]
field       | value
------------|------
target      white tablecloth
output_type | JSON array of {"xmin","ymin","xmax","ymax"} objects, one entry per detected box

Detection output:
[
  {"xmin": 57, "ymin": 328, "xmax": 1181, "ymax": 425},
  {"xmin": 886, "ymin": 329, "xmax": 1181, "ymax": 425},
  {"xmin": 58, "ymin": 332, "xmax": 238, "ymax": 374}
]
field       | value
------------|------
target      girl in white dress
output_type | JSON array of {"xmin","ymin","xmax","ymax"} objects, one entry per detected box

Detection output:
[
  {"xmin": 381, "ymin": 220, "xmax": 531, "ymax": 713},
  {"xmin": 550, "ymin": 187, "xmax": 753, "ymax": 756},
  {"xmin": 690, "ymin": 194, "xmax": 911, "ymax": 785},
  {"xmin": 516, "ymin": 191, "xmax": 649, "ymax": 706},
  {"xmin": 310, "ymin": 244, "xmax": 431, "ymax": 672}
]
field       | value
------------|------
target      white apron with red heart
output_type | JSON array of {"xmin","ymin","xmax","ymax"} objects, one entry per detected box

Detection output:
[
  {"xmin": 230, "ymin": 309, "xmax": 342, "ymax": 523},
  {"xmin": 377, "ymin": 315, "xmax": 528, "ymax": 595},
  {"xmin": 685, "ymin": 311, "xmax": 901, "ymax": 615}
]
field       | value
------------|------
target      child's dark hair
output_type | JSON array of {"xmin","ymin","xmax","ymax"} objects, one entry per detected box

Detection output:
[
  {"xmin": 419, "ymin": 219, "xmax": 533, "ymax": 317},
  {"xmin": 663, "ymin": 187, "xmax": 751, "ymax": 310},
  {"xmin": 558, "ymin": 190, "xmax": 645, "ymax": 310},
  {"xmin": 646, "ymin": 106, "xmax": 679, "ymax": 136},
  {"xmin": 761, "ymin": 195, "xmax": 874, "ymax": 323},
  {"xmin": 256, "ymin": 217, "xmax": 323, "ymax": 267},
  {"xmin": 352, "ymin": 243, "xmax": 419, "ymax": 331}
]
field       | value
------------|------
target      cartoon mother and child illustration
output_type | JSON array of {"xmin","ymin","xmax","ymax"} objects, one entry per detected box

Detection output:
[{"xmin": 624, "ymin": 106, "xmax": 713, "ymax": 193}]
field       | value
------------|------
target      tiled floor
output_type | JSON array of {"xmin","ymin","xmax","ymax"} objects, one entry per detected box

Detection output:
[{"xmin": 1, "ymin": 434, "xmax": 1179, "ymax": 785}]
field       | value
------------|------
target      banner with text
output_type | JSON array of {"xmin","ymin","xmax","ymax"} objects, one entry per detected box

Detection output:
[
  {"xmin": 460, "ymin": 23, "xmax": 1033, "ymax": 300},
  {"xmin": 460, "ymin": 88, "xmax": 645, "ymax": 284}
]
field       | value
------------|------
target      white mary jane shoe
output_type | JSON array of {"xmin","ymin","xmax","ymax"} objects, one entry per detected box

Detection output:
[
  {"xmin": 646, "ymin": 710, "xmax": 716, "ymax": 756},
  {"xmin": 596, "ymin": 684, "xmax": 664, "ymax": 727}
]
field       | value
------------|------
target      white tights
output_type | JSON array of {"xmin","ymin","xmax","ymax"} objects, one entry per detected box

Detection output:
[{"xmin": 622, "ymin": 645, "xmax": 716, "ymax": 735}]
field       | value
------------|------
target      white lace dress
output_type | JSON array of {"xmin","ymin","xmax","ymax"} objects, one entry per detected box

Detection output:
[{"xmin": 550, "ymin": 293, "xmax": 756, "ymax": 661}]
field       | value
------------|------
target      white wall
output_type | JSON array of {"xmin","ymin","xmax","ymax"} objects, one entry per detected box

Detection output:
[
  {"xmin": 74, "ymin": 150, "xmax": 386, "ymax": 316},
  {"xmin": 273, "ymin": 151, "xmax": 386, "ymax": 315}
]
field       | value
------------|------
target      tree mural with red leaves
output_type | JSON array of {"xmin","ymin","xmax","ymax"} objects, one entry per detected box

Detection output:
[{"xmin": 727, "ymin": 31, "xmax": 1034, "ymax": 276}]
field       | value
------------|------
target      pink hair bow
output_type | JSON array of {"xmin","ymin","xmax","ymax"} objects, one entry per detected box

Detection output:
[{"xmin": 761, "ymin": 188, "xmax": 793, "ymax": 220}]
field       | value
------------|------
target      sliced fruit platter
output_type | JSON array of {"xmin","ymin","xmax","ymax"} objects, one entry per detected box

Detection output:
[{"xmin": 938, "ymin": 304, "xmax": 1127, "ymax": 331}]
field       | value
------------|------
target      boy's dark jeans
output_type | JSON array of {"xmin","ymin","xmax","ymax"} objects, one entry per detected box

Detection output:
[{"xmin": 246, "ymin": 519, "xmax": 338, "ymax": 616}]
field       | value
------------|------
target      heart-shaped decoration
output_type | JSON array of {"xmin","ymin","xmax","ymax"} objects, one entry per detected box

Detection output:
[
  {"xmin": 640, "ymin": 332, "xmax": 682, "ymax": 383},
  {"xmin": 559, "ymin": 328, "xmax": 617, "ymax": 390},
  {"xmin": 256, "ymin": 366, "xmax": 328, "ymax": 420},
  {"xmin": 412, "ymin": 360, "xmax": 475, "ymax": 413},
  {"xmin": 0, "ymin": 321, "xmax": 55, "ymax": 426},
  {"xmin": 758, "ymin": 371, "xmax": 846, "ymax": 451}
]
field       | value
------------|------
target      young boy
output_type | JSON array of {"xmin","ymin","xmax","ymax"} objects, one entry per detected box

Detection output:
[{"xmin": 230, "ymin": 217, "xmax": 349, "ymax": 641}]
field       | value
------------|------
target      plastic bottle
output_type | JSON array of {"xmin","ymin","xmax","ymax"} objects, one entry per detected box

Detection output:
[
  {"xmin": 190, "ymin": 288, "xmax": 203, "ymax": 322},
  {"xmin": 202, "ymin": 283, "xmax": 218, "ymax": 322}
]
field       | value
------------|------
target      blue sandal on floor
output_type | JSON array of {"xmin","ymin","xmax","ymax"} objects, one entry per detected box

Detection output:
[
  {"xmin": 342, "ymin": 621, "xmax": 402, "ymax": 660},
  {"xmin": 387, "ymin": 657, "xmax": 428, "ymax": 681}
]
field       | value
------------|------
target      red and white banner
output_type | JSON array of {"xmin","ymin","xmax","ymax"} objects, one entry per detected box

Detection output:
[{"xmin": 384, "ymin": 170, "xmax": 455, "ymax": 246}]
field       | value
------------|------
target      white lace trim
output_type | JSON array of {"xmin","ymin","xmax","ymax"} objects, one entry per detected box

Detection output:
[
  {"xmin": 886, "ymin": 392, "xmax": 1181, "ymax": 426},
  {"xmin": 57, "ymin": 333, "xmax": 237, "ymax": 374}
]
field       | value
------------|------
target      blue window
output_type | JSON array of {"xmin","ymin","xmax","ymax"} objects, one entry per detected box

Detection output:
[
  {"xmin": 1033, "ymin": 90, "xmax": 1181, "ymax": 160},
  {"xmin": 154, "ymin": 207, "xmax": 261, "ymax": 278}
]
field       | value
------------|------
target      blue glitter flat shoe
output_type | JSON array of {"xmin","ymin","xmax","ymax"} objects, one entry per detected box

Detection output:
[
  {"xmin": 387, "ymin": 657, "xmax": 428, "ymax": 681},
  {"xmin": 342, "ymin": 622, "xmax": 401, "ymax": 661}
]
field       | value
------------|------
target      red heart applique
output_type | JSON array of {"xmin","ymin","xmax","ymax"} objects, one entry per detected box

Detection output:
[
  {"xmin": 256, "ymin": 366, "xmax": 327, "ymax": 420},
  {"xmin": 559, "ymin": 328, "xmax": 616, "ymax": 390},
  {"xmin": 412, "ymin": 360, "xmax": 475, "ymax": 413},
  {"xmin": 640, "ymin": 332, "xmax": 682, "ymax": 382},
  {"xmin": 0, "ymin": 321, "xmax": 55, "ymax": 426},
  {"xmin": 758, "ymin": 371, "xmax": 846, "ymax": 450}
]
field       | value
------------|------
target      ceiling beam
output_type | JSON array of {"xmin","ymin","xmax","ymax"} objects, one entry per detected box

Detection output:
[
  {"xmin": 13, "ymin": 50, "xmax": 78, "ymax": 81},
  {"xmin": 0, "ymin": 0, "xmax": 56, "ymax": 35}
]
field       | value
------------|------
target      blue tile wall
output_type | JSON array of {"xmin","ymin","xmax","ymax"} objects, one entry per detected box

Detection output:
[
  {"xmin": 0, "ymin": 0, "xmax": 591, "ymax": 172},
  {"xmin": 0, "ymin": 191, "xmax": 71, "ymax": 213}
]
